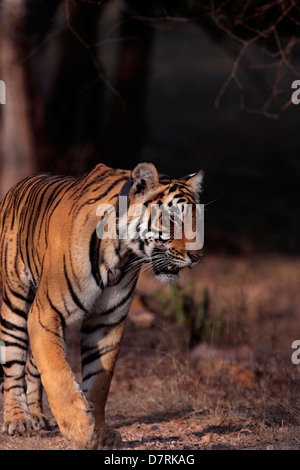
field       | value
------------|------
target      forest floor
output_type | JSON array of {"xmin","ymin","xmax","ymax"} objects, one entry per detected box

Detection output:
[{"xmin": 1, "ymin": 254, "xmax": 300, "ymax": 451}]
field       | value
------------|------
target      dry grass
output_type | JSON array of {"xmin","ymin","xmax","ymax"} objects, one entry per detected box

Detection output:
[
  {"xmin": 107, "ymin": 253, "xmax": 300, "ymax": 449},
  {"xmin": 1, "ymin": 253, "xmax": 300, "ymax": 449}
]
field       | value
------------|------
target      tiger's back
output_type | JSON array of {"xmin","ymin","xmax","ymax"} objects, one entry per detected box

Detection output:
[{"xmin": 0, "ymin": 165, "xmax": 129, "ymax": 295}]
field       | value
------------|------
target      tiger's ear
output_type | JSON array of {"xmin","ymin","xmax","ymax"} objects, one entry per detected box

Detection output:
[
  {"xmin": 183, "ymin": 170, "xmax": 204, "ymax": 195},
  {"xmin": 131, "ymin": 162, "xmax": 159, "ymax": 198}
]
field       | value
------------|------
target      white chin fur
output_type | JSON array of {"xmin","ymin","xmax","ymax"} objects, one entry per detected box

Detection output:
[{"xmin": 155, "ymin": 273, "xmax": 180, "ymax": 283}]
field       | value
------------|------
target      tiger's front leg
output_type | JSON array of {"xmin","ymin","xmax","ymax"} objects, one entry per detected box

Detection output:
[
  {"xmin": 28, "ymin": 293, "xmax": 96, "ymax": 448},
  {"xmin": 80, "ymin": 315, "xmax": 127, "ymax": 449}
]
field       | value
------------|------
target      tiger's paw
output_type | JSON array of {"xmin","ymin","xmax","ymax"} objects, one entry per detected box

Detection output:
[
  {"xmin": 96, "ymin": 425, "xmax": 122, "ymax": 449},
  {"xmin": 31, "ymin": 413, "xmax": 50, "ymax": 432},
  {"xmin": 77, "ymin": 425, "xmax": 122, "ymax": 450},
  {"xmin": 2, "ymin": 416, "xmax": 36, "ymax": 437},
  {"xmin": 55, "ymin": 401, "xmax": 95, "ymax": 448}
]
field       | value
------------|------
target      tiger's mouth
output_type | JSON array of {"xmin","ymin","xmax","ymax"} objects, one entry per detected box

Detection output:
[{"xmin": 152, "ymin": 261, "xmax": 181, "ymax": 278}]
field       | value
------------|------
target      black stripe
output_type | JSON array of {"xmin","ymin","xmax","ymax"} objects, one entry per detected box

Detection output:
[
  {"xmin": 2, "ymin": 341, "xmax": 28, "ymax": 351},
  {"xmin": 82, "ymin": 368, "xmax": 110, "ymax": 384},
  {"xmin": 19, "ymin": 176, "xmax": 48, "ymax": 234},
  {"xmin": 81, "ymin": 309, "xmax": 129, "ymax": 335},
  {"xmin": 43, "ymin": 180, "xmax": 74, "ymax": 241},
  {"xmin": 75, "ymin": 176, "xmax": 128, "ymax": 215},
  {"xmin": 4, "ymin": 243, "xmax": 9, "ymax": 279},
  {"xmin": 3, "ymin": 360, "xmax": 26, "ymax": 368},
  {"xmin": 35, "ymin": 295, "xmax": 62, "ymax": 340},
  {"xmin": 82, "ymin": 344, "xmax": 119, "ymax": 367},
  {"xmin": 100, "ymin": 282, "xmax": 136, "ymax": 317},
  {"xmin": 5, "ymin": 284, "xmax": 34, "ymax": 304},
  {"xmin": 0, "ymin": 329, "xmax": 28, "ymax": 345},
  {"xmin": 83, "ymin": 311, "xmax": 129, "ymax": 333},
  {"xmin": 2, "ymin": 296, "xmax": 28, "ymax": 320},
  {"xmin": 63, "ymin": 255, "xmax": 87, "ymax": 312},
  {"xmin": 4, "ymin": 372, "xmax": 25, "ymax": 382},
  {"xmin": 4, "ymin": 385, "xmax": 24, "ymax": 392},
  {"xmin": 89, "ymin": 230, "xmax": 104, "ymax": 289},
  {"xmin": 169, "ymin": 184, "xmax": 178, "ymax": 193},
  {"xmin": 31, "ymin": 178, "xmax": 60, "ymax": 235},
  {"xmin": 92, "ymin": 176, "xmax": 129, "ymax": 201},
  {"xmin": 79, "ymin": 169, "xmax": 116, "ymax": 196},
  {"xmin": 0, "ymin": 318, "xmax": 27, "ymax": 334},
  {"xmin": 27, "ymin": 370, "xmax": 39, "ymax": 380},
  {"xmin": 46, "ymin": 291, "xmax": 66, "ymax": 328},
  {"xmin": 26, "ymin": 369, "xmax": 40, "ymax": 379},
  {"xmin": 159, "ymin": 174, "xmax": 172, "ymax": 183},
  {"xmin": 82, "ymin": 350, "xmax": 101, "ymax": 368}
]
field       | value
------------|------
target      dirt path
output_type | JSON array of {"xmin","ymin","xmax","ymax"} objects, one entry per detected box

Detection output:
[
  {"xmin": 0, "ymin": 379, "xmax": 299, "ymax": 450},
  {"xmin": 1, "ymin": 323, "xmax": 299, "ymax": 451},
  {"xmin": 1, "ymin": 256, "xmax": 300, "ymax": 450}
]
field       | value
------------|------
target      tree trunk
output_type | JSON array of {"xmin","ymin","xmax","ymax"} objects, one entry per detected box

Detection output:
[
  {"xmin": 105, "ymin": 9, "xmax": 153, "ymax": 170},
  {"xmin": 0, "ymin": 1, "xmax": 36, "ymax": 199},
  {"xmin": 44, "ymin": 0, "xmax": 104, "ymax": 176}
]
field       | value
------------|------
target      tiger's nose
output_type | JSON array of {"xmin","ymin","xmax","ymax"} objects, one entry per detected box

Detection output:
[{"xmin": 188, "ymin": 252, "xmax": 203, "ymax": 263}]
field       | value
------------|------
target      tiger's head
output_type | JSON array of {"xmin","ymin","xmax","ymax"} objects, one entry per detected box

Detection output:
[{"xmin": 119, "ymin": 162, "xmax": 204, "ymax": 282}]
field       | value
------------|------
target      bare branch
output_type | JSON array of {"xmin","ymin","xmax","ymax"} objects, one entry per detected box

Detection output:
[
  {"xmin": 20, "ymin": 0, "xmax": 300, "ymax": 119},
  {"xmin": 210, "ymin": 0, "xmax": 300, "ymax": 117}
]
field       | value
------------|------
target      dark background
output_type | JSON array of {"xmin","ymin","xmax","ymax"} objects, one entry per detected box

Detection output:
[
  {"xmin": 1, "ymin": 2, "xmax": 300, "ymax": 449},
  {"xmin": 0, "ymin": 0, "xmax": 300, "ymax": 253}
]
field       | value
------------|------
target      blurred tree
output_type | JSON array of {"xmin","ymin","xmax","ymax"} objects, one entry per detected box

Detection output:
[
  {"xmin": 0, "ymin": 0, "xmax": 62, "ymax": 198},
  {"xmin": 43, "ymin": 0, "xmax": 105, "ymax": 175},
  {"xmin": 105, "ymin": 1, "xmax": 154, "ymax": 169},
  {"xmin": 0, "ymin": 0, "xmax": 35, "ymax": 198},
  {"xmin": 0, "ymin": 0, "xmax": 299, "ymax": 197}
]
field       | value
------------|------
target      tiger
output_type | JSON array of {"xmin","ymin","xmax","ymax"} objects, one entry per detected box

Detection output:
[{"xmin": 0, "ymin": 162, "xmax": 204, "ymax": 449}]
